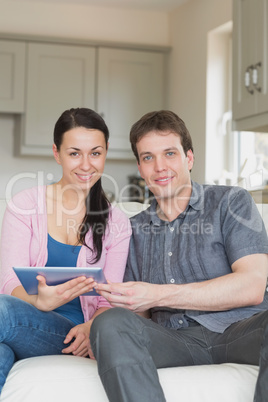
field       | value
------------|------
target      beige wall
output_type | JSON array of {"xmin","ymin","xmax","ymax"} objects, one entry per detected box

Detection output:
[
  {"xmin": 0, "ymin": 0, "xmax": 170, "ymax": 46},
  {"xmin": 0, "ymin": 1, "xmax": 171, "ymax": 199},
  {"xmin": 0, "ymin": 0, "xmax": 234, "ymax": 199},
  {"xmin": 168, "ymin": 0, "xmax": 232, "ymax": 183}
]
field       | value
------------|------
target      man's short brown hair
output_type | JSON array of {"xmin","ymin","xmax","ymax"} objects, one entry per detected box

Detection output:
[{"xmin": 130, "ymin": 110, "xmax": 194, "ymax": 163}]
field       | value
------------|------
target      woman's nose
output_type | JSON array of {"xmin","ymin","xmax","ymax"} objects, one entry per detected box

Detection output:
[{"xmin": 80, "ymin": 156, "xmax": 91, "ymax": 170}]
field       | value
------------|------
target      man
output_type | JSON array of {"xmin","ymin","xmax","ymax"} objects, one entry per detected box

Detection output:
[{"xmin": 91, "ymin": 110, "xmax": 268, "ymax": 402}]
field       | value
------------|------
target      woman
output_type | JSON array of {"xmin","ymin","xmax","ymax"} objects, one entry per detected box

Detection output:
[{"xmin": 0, "ymin": 108, "xmax": 131, "ymax": 393}]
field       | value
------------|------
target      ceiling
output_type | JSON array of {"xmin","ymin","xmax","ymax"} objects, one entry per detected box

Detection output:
[{"xmin": 11, "ymin": 0, "xmax": 189, "ymax": 12}]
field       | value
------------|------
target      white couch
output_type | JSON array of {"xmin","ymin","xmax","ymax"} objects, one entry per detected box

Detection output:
[{"xmin": 1, "ymin": 199, "xmax": 267, "ymax": 402}]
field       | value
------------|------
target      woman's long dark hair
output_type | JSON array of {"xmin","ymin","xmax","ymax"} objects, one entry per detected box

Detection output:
[{"xmin": 53, "ymin": 108, "xmax": 110, "ymax": 263}]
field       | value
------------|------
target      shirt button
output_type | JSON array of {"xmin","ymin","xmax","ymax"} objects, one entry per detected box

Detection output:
[
  {"xmin": 266, "ymin": 286, "xmax": 268, "ymax": 292},
  {"xmin": 168, "ymin": 252, "xmax": 172, "ymax": 257},
  {"xmin": 170, "ymin": 278, "xmax": 175, "ymax": 283},
  {"xmin": 179, "ymin": 320, "xmax": 183, "ymax": 324},
  {"xmin": 170, "ymin": 227, "xmax": 174, "ymax": 232}
]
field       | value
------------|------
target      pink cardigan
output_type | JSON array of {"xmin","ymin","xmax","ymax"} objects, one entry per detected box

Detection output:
[{"xmin": 0, "ymin": 186, "xmax": 131, "ymax": 322}]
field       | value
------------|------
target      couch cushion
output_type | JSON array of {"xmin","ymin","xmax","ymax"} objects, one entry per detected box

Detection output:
[
  {"xmin": 1, "ymin": 355, "xmax": 259, "ymax": 402},
  {"xmin": 115, "ymin": 201, "xmax": 150, "ymax": 218}
]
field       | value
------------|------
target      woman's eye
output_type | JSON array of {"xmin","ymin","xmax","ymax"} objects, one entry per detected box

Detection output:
[
  {"xmin": 70, "ymin": 152, "xmax": 79, "ymax": 157},
  {"xmin": 92, "ymin": 152, "xmax": 101, "ymax": 157}
]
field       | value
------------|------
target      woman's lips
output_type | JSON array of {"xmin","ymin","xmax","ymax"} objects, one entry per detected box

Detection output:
[{"xmin": 75, "ymin": 173, "xmax": 94, "ymax": 181}]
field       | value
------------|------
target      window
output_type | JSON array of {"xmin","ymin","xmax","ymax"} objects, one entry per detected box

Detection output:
[
  {"xmin": 237, "ymin": 131, "xmax": 268, "ymax": 189},
  {"xmin": 206, "ymin": 22, "xmax": 268, "ymax": 190}
]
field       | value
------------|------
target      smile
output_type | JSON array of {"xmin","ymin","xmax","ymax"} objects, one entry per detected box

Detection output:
[
  {"xmin": 75, "ymin": 173, "xmax": 94, "ymax": 181},
  {"xmin": 154, "ymin": 176, "xmax": 174, "ymax": 185}
]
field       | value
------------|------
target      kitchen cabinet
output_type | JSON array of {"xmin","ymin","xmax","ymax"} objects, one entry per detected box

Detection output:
[
  {"xmin": 97, "ymin": 48, "xmax": 165, "ymax": 159},
  {"xmin": 19, "ymin": 43, "xmax": 96, "ymax": 155},
  {"xmin": 16, "ymin": 42, "xmax": 165, "ymax": 158},
  {"xmin": 232, "ymin": 0, "xmax": 268, "ymax": 132},
  {"xmin": 0, "ymin": 40, "xmax": 25, "ymax": 113}
]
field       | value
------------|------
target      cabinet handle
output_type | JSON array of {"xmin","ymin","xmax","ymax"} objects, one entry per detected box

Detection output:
[
  {"xmin": 245, "ymin": 65, "xmax": 254, "ymax": 94},
  {"xmin": 252, "ymin": 62, "xmax": 262, "ymax": 92}
]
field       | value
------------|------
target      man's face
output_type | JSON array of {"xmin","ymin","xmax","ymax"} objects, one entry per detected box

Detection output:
[{"xmin": 136, "ymin": 131, "xmax": 194, "ymax": 200}]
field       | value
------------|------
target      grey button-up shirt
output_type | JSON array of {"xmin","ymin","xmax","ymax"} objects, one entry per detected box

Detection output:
[{"xmin": 124, "ymin": 182, "xmax": 268, "ymax": 333}]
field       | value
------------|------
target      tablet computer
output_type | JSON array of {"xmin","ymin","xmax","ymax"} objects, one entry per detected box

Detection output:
[{"xmin": 13, "ymin": 266, "xmax": 107, "ymax": 296}]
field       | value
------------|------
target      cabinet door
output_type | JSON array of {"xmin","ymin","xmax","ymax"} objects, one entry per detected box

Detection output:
[
  {"xmin": 232, "ymin": 0, "xmax": 258, "ymax": 120},
  {"xmin": 233, "ymin": 0, "xmax": 268, "ymax": 125},
  {"xmin": 255, "ymin": 0, "xmax": 268, "ymax": 115},
  {"xmin": 97, "ymin": 48, "xmax": 165, "ymax": 159},
  {"xmin": 20, "ymin": 43, "xmax": 96, "ymax": 155},
  {"xmin": 0, "ymin": 40, "xmax": 25, "ymax": 113}
]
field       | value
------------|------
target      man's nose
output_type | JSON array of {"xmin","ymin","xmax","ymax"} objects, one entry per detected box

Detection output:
[{"xmin": 154, "ymin": 156, "xmax": 167, "ymax": 172}]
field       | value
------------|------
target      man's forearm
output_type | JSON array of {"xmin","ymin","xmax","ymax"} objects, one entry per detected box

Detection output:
[
  {"xmin": 95, "ymin": 254, "xmax": 268, "ymax": 313},
  {"xmin": 154, "ymin": 255, "xmax": 268, "ymax": 312}
]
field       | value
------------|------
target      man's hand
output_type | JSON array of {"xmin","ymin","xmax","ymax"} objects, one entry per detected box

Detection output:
[{"xmin": 94, "ymin": 281, "xmax": 159, "ymax": 313}]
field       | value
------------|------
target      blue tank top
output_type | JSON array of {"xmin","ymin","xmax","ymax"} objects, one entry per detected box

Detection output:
[{"xmin": 46, "ymin": 234, "xmax": 84, "ymax": 325}]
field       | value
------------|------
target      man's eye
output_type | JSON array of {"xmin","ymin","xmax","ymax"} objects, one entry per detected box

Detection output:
[
  {"xmin": 166, "ymin": 152, "xmax": 175, "ymax": 156},
  {"xmin": 143, "ymin": 155, "xmax": 152, "ymax": 161}
]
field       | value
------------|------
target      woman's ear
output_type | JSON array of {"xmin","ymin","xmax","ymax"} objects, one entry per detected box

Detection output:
[{"xmin": 52, "ymin": 144, "xmax": 61, "ymax": 165}]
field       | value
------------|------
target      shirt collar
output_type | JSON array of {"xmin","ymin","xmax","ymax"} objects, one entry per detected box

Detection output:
[
  {"xmin": 188, "ymin": 181, "xmax": 205, "ymax": 211},
  {"xmin": 148, "ymin": 181, "xmax": 204, "ymax": 225}
]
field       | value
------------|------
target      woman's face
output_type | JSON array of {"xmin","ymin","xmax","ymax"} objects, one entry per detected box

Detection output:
[{"xmin": 53, "ymin": 127, "xmax": 108, "ymax": 192}]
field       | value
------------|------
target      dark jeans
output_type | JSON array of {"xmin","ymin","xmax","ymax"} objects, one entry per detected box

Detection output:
[{"xmin": 90, "ymin": 308, "xmax": 268, "ymax": 402}]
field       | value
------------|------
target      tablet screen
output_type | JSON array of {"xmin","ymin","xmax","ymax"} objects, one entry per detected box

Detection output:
[{"xmin": 13, "ymin": 266, "xmax": 107, "ymax": 296}]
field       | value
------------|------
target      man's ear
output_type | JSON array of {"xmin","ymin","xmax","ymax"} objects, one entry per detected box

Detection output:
[
  {"xmin": 137, "ymin": 161, "xmax": 144, "ymax": 179},
  {"xmin": 52, "ymin": 144, "xmax": 61, "ymax": 165},
  {"xmin": 187, "ymin": 149, "xmax": 194, "ymax": 171}
]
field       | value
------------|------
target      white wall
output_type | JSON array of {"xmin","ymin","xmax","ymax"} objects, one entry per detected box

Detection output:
[
  {"xmin": 206, "ymin": 23, "xmax": 233, "ymax": 184},
  {"xmin": 168, "ymin": 0, "xmax": 232, "ymax": 184},
  {"xmin": 0, "ymin": 0, "xmax": 170, "ymax": 200}
]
